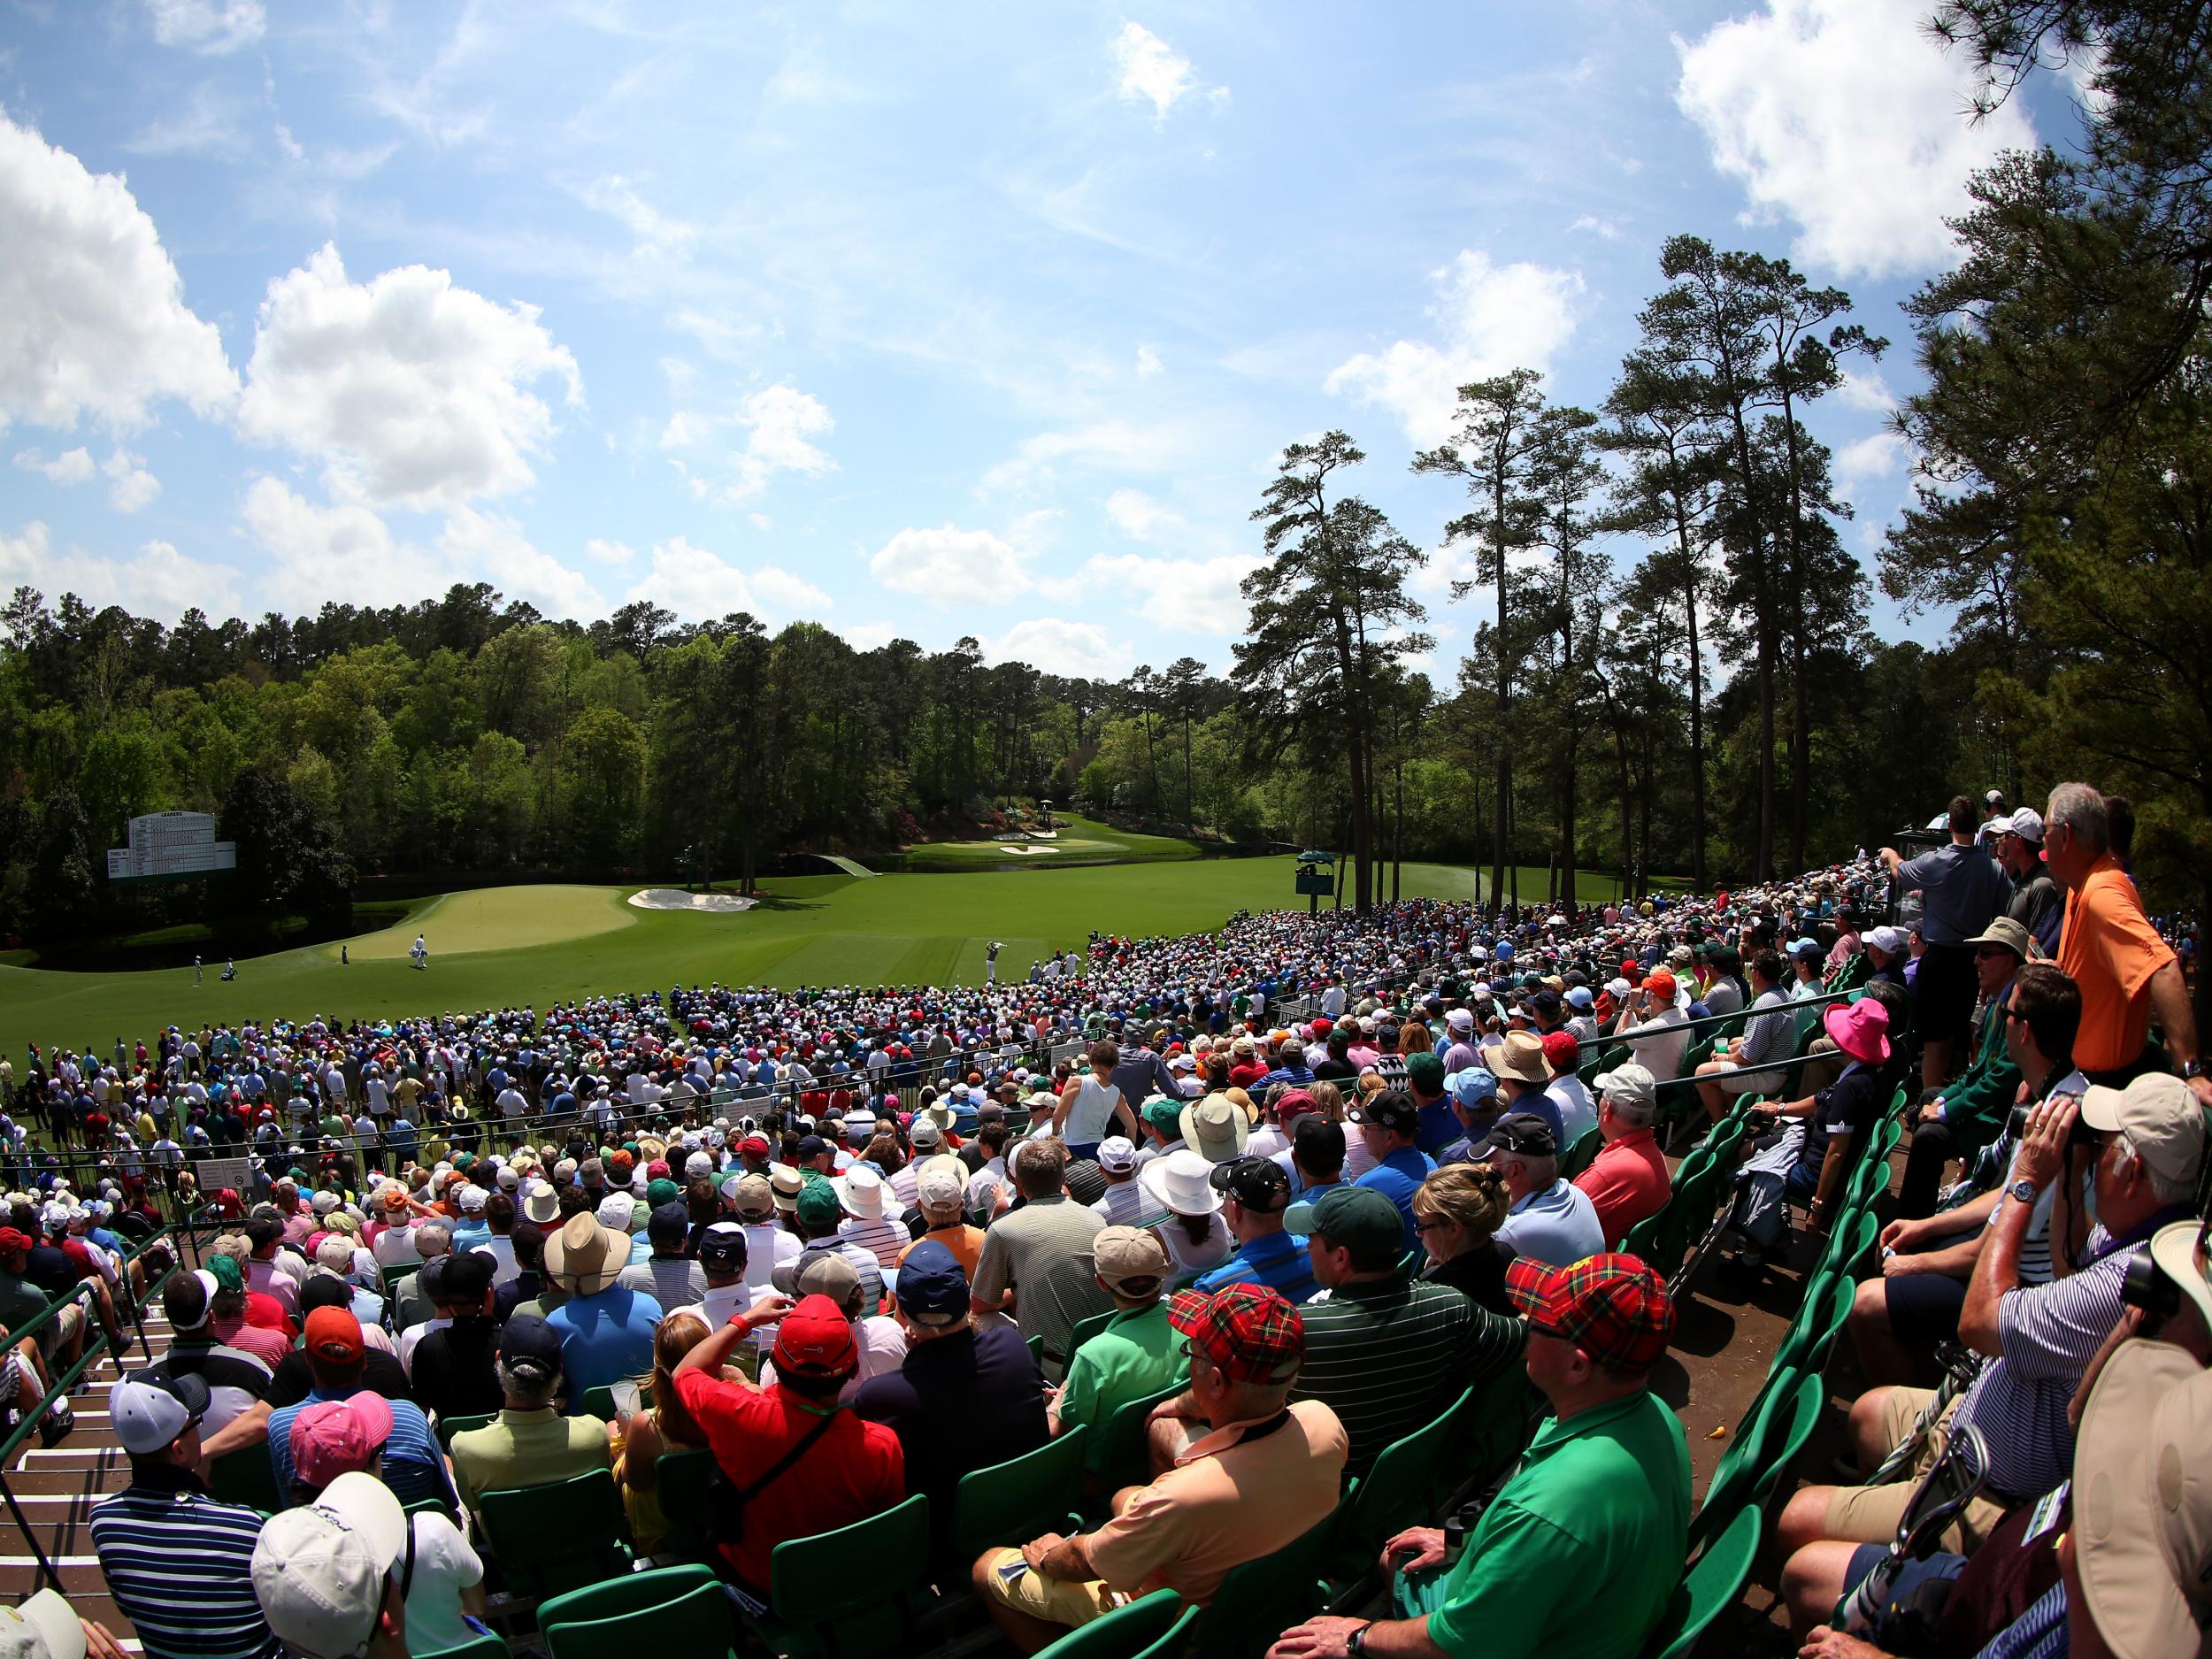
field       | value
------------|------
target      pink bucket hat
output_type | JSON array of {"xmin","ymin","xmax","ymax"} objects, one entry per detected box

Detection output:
[{"xmin": 1824, "ymin": 998, "xmax": 1891, "ymax": 1065}]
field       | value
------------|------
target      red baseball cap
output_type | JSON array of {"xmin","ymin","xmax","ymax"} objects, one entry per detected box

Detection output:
[
  {"xmin": 1506, "ymin": 1253, "xmax": 1673, "ymax": 1372},
  {"xmin": 771, "ymin": 1293, "xmax": 859, "ymax": 1376},
  {"xmin": 303, "ymin": 1306, "xmax": 365, "ymax": 1364},
  {"xmin": 1168, "ymin": 1284, "xmax": 1305, "ymax": 1385},
  {"xmin": 739, "ymin": 1134, "xmax": 772, "ymax": 1158},
  {"xmin": 0, "ymin": 1228, "xmax": 30, "ymax": 1256},
  {"xmin": 1539, "ymin": 1031, "xmax": 1580, "ymax": 1072}
]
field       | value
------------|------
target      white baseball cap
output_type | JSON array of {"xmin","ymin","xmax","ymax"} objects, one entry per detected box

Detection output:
[
  {"xmin": 1096, "ymin": 1136, "xmax": 1137, "ymax": 1173},
  {"xmin": 0, "ymin": 1589, "xmax": 86, "ymax": 1659},
  {"xmin": 250, "ymin": 1471, "xmax": 408, "ymax": 1659},
  {"xmin": 111, "ymin": 1369, "xmax": 208, "ymax": 1455}
]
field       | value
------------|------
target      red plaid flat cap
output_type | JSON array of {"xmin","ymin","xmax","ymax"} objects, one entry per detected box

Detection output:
[
  {"xmin": 1506, "ymin": 1252, "xmax": 1673, "ymax": 1372},
  {"xmin": 1168, "ymin": 1283, "xmax": 1304, "ymax": 1384}
]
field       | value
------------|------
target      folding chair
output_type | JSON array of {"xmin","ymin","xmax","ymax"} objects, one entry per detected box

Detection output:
[
  {"xmin": 949, "ymin": 1426, "xmax": 1089, "ymax": 1564},
  {"xmin": 654, "ymin": 1446, "xmax": 716, "ymax": 1558},
  {"xmin": 1643, "ymin": 1505, "xmax": 1761, "ymax": 1659},
  {"xmin": 1033, "ymin": 1590, "xmax": 1194, "ymax": 1659},
  {"xmin": 477, "ymin": 1467, "xmax": 633, "ymax": 1601},
  {"xmin": 1187, "ymin": 1502, "xmax": 1342, "ymax": 1659},
  {"xmin": 1064, "ymin": 1309, "xmax": 1117, "ymax": 1365},
  {"xmin": 749, "ymin": 1493, "xmax": 933, "ymax": 1659},
  {"xmin": 540, "ymin": 1565, "xmax": 734, "ymax": 1659}
]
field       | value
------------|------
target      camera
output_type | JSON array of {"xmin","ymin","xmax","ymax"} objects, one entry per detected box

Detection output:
[{"xmin": 2121, "ymin": 1244, "xmax": 2180, "ymax": 1322}]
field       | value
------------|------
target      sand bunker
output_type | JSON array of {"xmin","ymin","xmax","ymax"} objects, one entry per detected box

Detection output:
[{"xmin": 628, "ymin": 887, "xmax": 758, "ymax": 913}]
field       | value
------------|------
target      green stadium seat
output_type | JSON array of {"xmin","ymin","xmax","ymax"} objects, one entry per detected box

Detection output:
[
  {"xmin": 210, "ymin": 1443, "xmax": 283, "ymax": 1514},
  {"xmin": 435, "ymin": 1411, "xmax": 496, "ymax": 1450},
  {"xmin": 478, "ymin": 1468, "xmax": 633, "ymax": 1600},
  {"xmin": 1688, "ymin": 1366, "xmax": 1792, "ymax": 1556},
  {"xmin": 1643, "ymin": 1503, "xmax": 1761, "ymax": 1659},
  {"xmin": 1094, "ymin": 1379, "xmax": 1188, "ymax": 1494},
  {"xmin": 541, "ymin": 1565, "xmax": 733, "ymax": 1659},
  {"xmin": 1188, "ymin": 1502, "xmax": 1342, "ymax": 1659},
  {"xmin": 1773, "ymin": 1273, "xmax": 1855, "ymax": 1380},
  {"xmin": 1815, "ymin": 1209, "xmax": 1879, "ymax": 1281},
  {"xmin": 1748, "ymin": 1371, "xmax": 1828, "ymax": 1510},
  {"xmin": 1028, "ymin": 1332, "xmax": 1047, "ymax": 1370},
  {"xmin": 950, "ymin": 1425, "xmax": 1089, "ymax": 1565},
  {"xmin": 1033, "ymin": 1589, "xmax": 1194, "ymax": 1659},
  {"xmin": 1558, "ymin": 1125, "xmax": 1603, "ymax": 1182},
  {"xmin": 578, "ymin": 1385, "xmax": 619, "ymax": 1421},
  {"xmin": 383, "ymin": 1263, "xmax": 419, "ymax": 1294},
  {"xmin": 752, "ymin": 1493, "xmax": 932, "ymax": 1659},
  {"xmin": 1065, "ymin": 1309, "xmax": 1117, "ymax": 1363},
  {"xmin": 1325, "ymin": 1395, "xmax": 1459, "ymax": 1594},
  {"xmin": 414, "ymin": 1634, "xmax": 511, "ymax": 1659},
  {"xmin": 654, "ymin": 1447, "xmax": 716, "ymax": 1558}
]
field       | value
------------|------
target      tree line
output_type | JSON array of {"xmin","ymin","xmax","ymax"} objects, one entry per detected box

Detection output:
[{"xmin": 5, "ymin": 0, "xmax": 2206, "ymax": 942}]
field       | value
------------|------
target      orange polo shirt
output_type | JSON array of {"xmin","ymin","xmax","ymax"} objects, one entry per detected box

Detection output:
[{"xmin": 2056, "ymin": 855, "xmax": 2174, "ymax": 1071}]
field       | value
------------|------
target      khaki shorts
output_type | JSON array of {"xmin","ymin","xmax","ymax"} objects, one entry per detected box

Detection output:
[
  {"xmin": 1819, "ymin": 1386, "xmax": 2009, "ymax": 1554},
  {"xmin": 979, "ymin": 1548, "xmax": 1128, "ymax": 1629}
]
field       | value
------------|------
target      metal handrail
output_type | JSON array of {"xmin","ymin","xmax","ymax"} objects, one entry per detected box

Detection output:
[{"xmin": 0, "ymin": 1205, "xmax": 225, "ymax": 1591}]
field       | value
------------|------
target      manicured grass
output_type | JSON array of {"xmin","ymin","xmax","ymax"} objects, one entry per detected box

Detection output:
[
  {"xmin": 0, "ymin": 855, "xmax": 1690, "ymax": 1056},
  {"xmin": 896, "ymin": 813, "xmax": 1202, "ymax": 871}
]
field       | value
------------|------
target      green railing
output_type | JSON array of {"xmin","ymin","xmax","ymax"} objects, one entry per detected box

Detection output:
[{"xmin": 0, "ymin": 1205, "xmax": 226, "ymax": 1592}]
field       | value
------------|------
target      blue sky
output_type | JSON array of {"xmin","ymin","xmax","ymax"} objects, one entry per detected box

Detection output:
[{"xmin": 0, "ymin": 0, "xmax": 2085, "ymax": 677}]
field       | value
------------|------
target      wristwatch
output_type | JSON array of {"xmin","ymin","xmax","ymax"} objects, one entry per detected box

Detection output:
[
  {"xmin": 1347, "ymin": 1622, "xmax": 1373, "ymax": 1656},
  {"xmin": 2185, "ymin": 1058, "xmax": 2207, "ymax": 1081},
  {"xmin": 2008, "ymin": 1178, "xmax": 2039, "ymax": 1204}
]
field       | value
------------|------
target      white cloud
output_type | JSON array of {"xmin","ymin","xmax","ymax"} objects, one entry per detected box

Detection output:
[
  {"xmin": 841, "ymin": 621, "xmax": 900, "ymax": 652},
  {"xmin": 1103, "ymin": 488, "xmax": 1182, "ymax": 542},
  {"xmin": 1675, "ymin": 0, "xmax": 2038, "ymax": 277},
  {"xmin": 12, "ymin": 447, "xmax": 94, "ymax": 485},
  {"xmin": 584, "ymin": 537, "xmax": 636, "ymax": 566},
  {"xmin": 439, "ymin": 508, "xmax": 604, "ymax": 619},
  {"xmin": 979, "ymin": 419, "xmax": 1193, "ymax": 495},
  {"xmin": 1325, "ymin": 251, "xmax": 1584, "ymax": 447},
  {"xmin": 1567, "ymin": 213, "xmax": 1624, "ymax": 241},
  {"xmin": 0, "ymin": 520, "xmax": 242, "ymax": 622},
  {"xmin": 0, "ymin": 115, "xmax": 238, "ymax": 434},
  {"xmin": 1049, "ymin": 551, "xmax": 1255, "ymax": 636},
  {"xmin": 581, "ymin": 174, "xmax": 696, "ymax": 261},
  {"xmin": 1134, "ymin": 344, "xmax": 1162, "ymax": 377},
  {"xmin": 1837, "ymin": 368, "xmax": 1897, "ymax": 413},
  {"xmin": 987, "ymin": 616, "xmax": 1129, "ymax": 673},
  {"xmin": 1836, "ymin": 431, "xmax": 1909, "ymax": 505},
  {"xmin": 104, "ymin": 448, "xmax": 160, "ymax": 513},
  {"xmin": 870, "ymin": 524, "xmax": 1031, "ymax": 606},
  {"xmin": 749, "ymin": 565, "xmax": 833, "ymax": 616},
  {"xmin": 237, "ymin": 243, "xmax": 582, "ymax": 511},
  {"xmin": 1110, "ymin": 21, "xmax": 1224, "ymax": 119},
  {"xmin": 242, "ymin": 477, "xmax": 606, "ymax": 618},
  {"xmin": 241, "ymin": 477, "xmax": 446, "ymax": 611},
  {"xmin": 621, "ymin": 534, "xmax": 827, "ymax": 624},
  {"xmin": 145, "ymin": 0, "xmax": 265, "ymax": 53},
  {"xmin": 662, "ymin": 383, "xmax": 836, "ymax": 505}
]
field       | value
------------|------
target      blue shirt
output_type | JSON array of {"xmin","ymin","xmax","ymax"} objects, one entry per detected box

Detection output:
[
  {"xmin": 1194, "ymin": 1227, "xmax": 1320, "ymax": 1302},
  {"xmin": 1356, "ymin": 1148, "xmax": 1437, "ymax": 1251},
  {"xmin": 1494, "ymin": 1179, "xmax": 1607, "ymax": 1268},
  {"xmin": 543, "ymin": 1286, "xmax": 663, "ymax": 1412},
  {"xmin": 1413, "ymin": 1099, "xmax": 1459, "ymax": 1156},
  {"xmin": 266, "ymin": 1387, "xmax": 447, "ymax": 1509}
]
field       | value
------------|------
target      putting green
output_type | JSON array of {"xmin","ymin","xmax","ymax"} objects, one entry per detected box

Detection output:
[
  {"xmin": 0, "ymin": 856, "xmax": 1675, "ymax": 1056},
  {"xmin": 346, "ymin": 884, "xmax": 638, "ymax": 958}
]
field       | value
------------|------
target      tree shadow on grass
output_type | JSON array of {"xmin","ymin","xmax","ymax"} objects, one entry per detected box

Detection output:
[{"xmin": 740, "ymin": 894, "xmax": 829, "ymax": 912}]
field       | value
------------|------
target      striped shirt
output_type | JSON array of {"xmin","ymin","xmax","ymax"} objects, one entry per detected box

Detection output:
[
  {"xmin": 1091, "ymin": 1179, "xmax": 1167, "ymax": 1230},
  {"xmin": 1295, "ymin": 1271, "xmax": 1525, "ymax": 1480},
  {"xmin": 1960, "ymin": 1210, "xmax": 2191, "ymax": 1501},
  {"xmin": 839, "ymin": 1214, "xmax": 910, "ymax": 1272},
  {"xmin": 89, "ymin": 1465, "xmax": 280, "ymax": 1659},
  {"xmin": 267, "ymin": 1386, "xmax": 449, "ymax": 1509}
]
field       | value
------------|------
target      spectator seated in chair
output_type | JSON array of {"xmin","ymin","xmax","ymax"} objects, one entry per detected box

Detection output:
[
  {"xmin": 1489, "ymin": 1116, "xmax": 1605, "ymax": 1271},
  {"xmin": 976, "ymin": 1284, "xmax": 1348, "ymax": 1655},
  {"xmin": 1571, "ymin": 1064, "xmax": 1670, "ymax": 1247},
  {"xmin": 1898, "ymin": 916, "xmax": 2030, "ymax": 1220},
  {"xmin": 1047, "ymin": 1226, "xmax": 1186, "ymax": 1477},
  {"xmin": 1269, "ymin": 1254, "xmax": 1690, "ymax": 1659},
  {"xmin": 448, "ymin": 1312, "xmax": 612, "ymax": 1513}
]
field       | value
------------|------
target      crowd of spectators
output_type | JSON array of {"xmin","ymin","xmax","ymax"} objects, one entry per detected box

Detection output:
[{"xmin": 0, "ymin": 779, "xmax": 2202, "ymax": 1659}]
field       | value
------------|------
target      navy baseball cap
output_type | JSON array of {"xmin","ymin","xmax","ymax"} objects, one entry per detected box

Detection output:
[
  {"xmin": 696, "ymin": 1221, "xmax": 748, "ymax": 1271},
  {"xmin": 795, "ymin": 1135, "xmax": 830, "ymax": 1161},
  {"xmin": 892, "ymin": 1240, "xmax": 970, "ymax": 1327},
  {"xmin": 647, "ymin": 1201, "xmax": 690, "ymax": 1246}
]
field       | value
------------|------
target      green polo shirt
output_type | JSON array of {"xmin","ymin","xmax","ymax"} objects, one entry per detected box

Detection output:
[
  {"xmin": 1416, "ymin": 1388, "xmax": 1690, "ymax": 1659},
  {"xmin": 1054, "ymin": 1302, "xmax": 1187, "ymax": 1474}
]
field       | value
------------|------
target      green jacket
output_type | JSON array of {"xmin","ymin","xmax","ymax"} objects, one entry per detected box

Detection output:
[{"xmin": 1939, "ymin": 987, "xmax": 2023, "ymax": 1147}]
